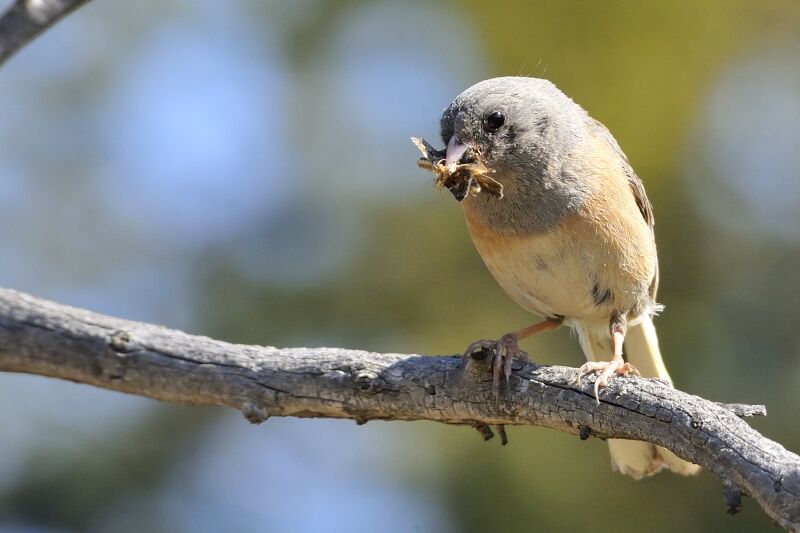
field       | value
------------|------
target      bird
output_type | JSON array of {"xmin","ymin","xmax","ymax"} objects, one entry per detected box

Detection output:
[{"xmin": 432, "ymin": 76, "xmax": 700, "ymax": 479}]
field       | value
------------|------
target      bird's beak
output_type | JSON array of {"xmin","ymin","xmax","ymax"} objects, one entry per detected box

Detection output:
[{"xmin": 445, "ymin": 136, "xmax": 470, "ymax": 172}]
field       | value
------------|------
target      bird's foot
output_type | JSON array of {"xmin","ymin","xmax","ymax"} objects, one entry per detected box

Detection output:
[
  {"xmin": 577, "ymin": 357, "xmax": 640, "ymax": 403},
  {"xmin": 463, "ymin": 333, "xmax": 530, "ymax": 399}
]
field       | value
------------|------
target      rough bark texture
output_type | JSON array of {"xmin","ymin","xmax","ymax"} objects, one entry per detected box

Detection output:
[
  {"xmin": 0, "ymin": 0, "xmax": 92, "ymax": 65},
  {"xmin": 0, "ymin": 288, "xmax": 798, "ymax": 530}
]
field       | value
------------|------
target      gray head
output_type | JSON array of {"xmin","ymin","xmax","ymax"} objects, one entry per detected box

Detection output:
[{"xmin": 440, "ymin": 77, "xmax": 594, "ymax": 234}]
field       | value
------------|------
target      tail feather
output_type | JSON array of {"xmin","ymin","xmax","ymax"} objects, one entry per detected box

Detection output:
[
  {"xmin": 576, "ymin": 315, "xmax": 700, "ymax": 479},
  {"xmin": 622, "ymin": 315, "xmax": 671, "ymax": 383}
]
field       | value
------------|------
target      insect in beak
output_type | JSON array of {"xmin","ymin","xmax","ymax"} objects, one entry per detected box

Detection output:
[{"xmin": 411, "ymin": 137, "xmax": 504, "ymax": 202}]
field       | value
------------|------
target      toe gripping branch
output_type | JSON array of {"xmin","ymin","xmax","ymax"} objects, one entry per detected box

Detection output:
[
  {"xmin": 463, "ymin": 344, "xmax": 525, "ymax": 446},
  {"xmin": 472, "ymin": 423, "xmax": 509, "ymax": 445}
]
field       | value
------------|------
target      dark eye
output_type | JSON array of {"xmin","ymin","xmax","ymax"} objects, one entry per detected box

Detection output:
[{"xmin": 484, "ymin": 111, "xmax": 505, "ymax": 132}]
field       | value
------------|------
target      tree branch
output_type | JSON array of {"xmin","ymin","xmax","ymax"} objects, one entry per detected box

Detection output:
[
  {"xmin": 0, "ymin": 288, "xmax": 798, "ymax": 531},
  {"xmin": 0, "ymin": 0, "xmax": 92, "ymax": 66}
]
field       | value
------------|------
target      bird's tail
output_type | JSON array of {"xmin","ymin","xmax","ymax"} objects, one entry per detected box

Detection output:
[{"xmin": 576, "ymin": 315, "xmax": 701, "ymax": 479}]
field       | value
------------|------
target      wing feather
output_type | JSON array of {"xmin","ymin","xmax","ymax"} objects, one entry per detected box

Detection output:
[
  {"xmin": 588, "ymin": 118, "xmax": 654, "ymax": 229},
  {"xmin": 589, "ymin": 118, "xmax": 658, "ymax": 299}
]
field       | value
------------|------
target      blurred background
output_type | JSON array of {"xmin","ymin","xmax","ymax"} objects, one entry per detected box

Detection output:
[{"xmin": 1, "ymin": 0, "xmax": 799, "ymax": 531}]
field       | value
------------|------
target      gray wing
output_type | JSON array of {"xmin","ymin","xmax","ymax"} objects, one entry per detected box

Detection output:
[
  {"xmin": 589, "ymin": 118, "xmax": 658, "ymax": 299},
  {"xmin": 588, "ymin": 118, "xmax": 654, "ymax": 229},
  {"xmin": 626, "ymin": 166, "xmax": 655, "ymax": 230}
]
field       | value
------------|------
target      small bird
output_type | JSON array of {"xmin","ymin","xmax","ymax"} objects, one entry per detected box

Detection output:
[{"xmin": 428, "ymin": 76, "xmax": 699, "ymax": 479}]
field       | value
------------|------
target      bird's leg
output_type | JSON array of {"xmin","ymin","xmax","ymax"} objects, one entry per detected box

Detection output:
[
  {"xmin": 464, "ymin": 317, "xmax": 563, "ymax": 399},
  {"xmin": 577, "ymin": 313, "xmax": 640, "ymax": 402}
]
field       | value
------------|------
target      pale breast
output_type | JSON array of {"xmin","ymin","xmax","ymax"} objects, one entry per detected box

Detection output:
[{"xmin": 463, "ymin": 204, "xmax": 657, "ymax": 322}]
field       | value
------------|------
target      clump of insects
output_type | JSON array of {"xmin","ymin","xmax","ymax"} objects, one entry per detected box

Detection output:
[{"xmin": 411, "ymin": 137, "xmax": 503, "ymax": 201}]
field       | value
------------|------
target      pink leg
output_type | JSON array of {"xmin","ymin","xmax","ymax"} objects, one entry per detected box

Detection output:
[{"xmin": 577, "ymin": 314, "xmax": 640, "ymax": 403}]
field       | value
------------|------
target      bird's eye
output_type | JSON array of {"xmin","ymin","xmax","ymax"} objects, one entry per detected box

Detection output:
[{"xmin": 484, "ymin": 111, "xmax": 505, "ymax": 132}]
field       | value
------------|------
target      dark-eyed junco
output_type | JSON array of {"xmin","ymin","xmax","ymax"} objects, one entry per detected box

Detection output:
[{"xmin": 417, "ymin": 76, "xmax": 699, "ymax": 479}]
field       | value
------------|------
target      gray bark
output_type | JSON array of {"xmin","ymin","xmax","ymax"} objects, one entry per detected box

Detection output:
[
  {"xmin": 0, "ymin": 0, "xmax": 92, "ymax": 65},
  {"xmin": 0, "ymin": 288, "xmax": 798, "ymax": 530}
]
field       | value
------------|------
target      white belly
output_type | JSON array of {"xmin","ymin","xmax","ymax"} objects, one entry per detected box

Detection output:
[
  {"xmin": 476, "ymin": 232, "xmax": 599, "ymax": 319},
  {"xmin": 464, "ymin": 211, "xmax": 656, "ymax": 322}
]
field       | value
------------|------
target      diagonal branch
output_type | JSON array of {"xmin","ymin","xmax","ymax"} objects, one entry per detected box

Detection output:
[
  {"xmin": 0, "ymin": 287, "xmax": 798, "ymax": 531},
  {"xmin": 0, "ymin": 0, "xmax": 92, "ymax": 66}
]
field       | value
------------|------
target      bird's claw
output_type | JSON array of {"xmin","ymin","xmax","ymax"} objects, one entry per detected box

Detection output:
[
  {"xmin": 577, "ymin": 358, "xmax": 640, "ymax": 403},
  {"xmin": 464, "ymin": 333, "xmax": 530, "ymax": 399}
]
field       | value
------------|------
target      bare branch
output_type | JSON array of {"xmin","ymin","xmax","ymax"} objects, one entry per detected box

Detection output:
[
  {"xmin": 0, "ymin": 288, "xmax": 798, "ymax": 530},
  {"xmin": 0, "ymin": 0, "xmax": 92, "ymax": 66}
]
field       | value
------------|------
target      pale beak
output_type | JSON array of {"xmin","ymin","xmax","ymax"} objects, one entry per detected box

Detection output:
[{"xmin": 445, "ymin": 135, "xmax": 470, "ymax": 171}]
